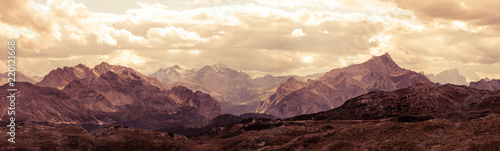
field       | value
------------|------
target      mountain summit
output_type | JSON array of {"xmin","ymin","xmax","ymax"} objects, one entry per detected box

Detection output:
[{"xmin": 256, "ymin": 53, "xmax": 432, "ymax": 118}]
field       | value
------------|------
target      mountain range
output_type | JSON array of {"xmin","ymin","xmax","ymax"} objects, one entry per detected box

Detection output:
[
  {"xmin": 255, "ymin": 53, "xmax": 432, "ymax": 118},
  {"xmin": 1, "ymin": 53, "xmax": 500, "ymax": 150},
  {"xmin": 149, "ymin": 64, "xmax": 322, "ymax": 115},
  {"xmin": 3, "ymin": 82, "xmax": 499, "ymax": 150},
  {"xmin": 0, "ymin": 62, "xmax": 222, "ymax": 130}
]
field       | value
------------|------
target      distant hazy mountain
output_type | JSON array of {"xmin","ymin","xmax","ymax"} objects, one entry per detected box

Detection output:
[
  {"xmin": 256, "ymin": 53, "xmax": 432, "ymax": 118},
  {"xmin": 0, "ymin": 71, "xmax": 41, "ymax": 85},
  {"xmin": 149, "ymin": 65, "xmax": 198, "ymax": 84},
  {"xmin": 470, "ymin": 79, "xmax": 500, "ymax": 91},
  {"xmin": 150, "ymin": 64, "xmax": 321, "ymax": 115},
  {"xmin": 425, "ymin": 69, "xmax": 468, "ymax": 85},
  {"xmin": 0, "ymin": 63, "xmax": 222, "ymax": 130}
]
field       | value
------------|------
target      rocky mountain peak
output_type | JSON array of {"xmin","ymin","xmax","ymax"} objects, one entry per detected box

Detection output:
[
  {"xmin": 361, "ymin": 53, "xmax": 401, "ymax": 74},
  {"xmin": 37, "ymin": 64, "xmax": 96, "ymax": 89},
  {"xmin": 75, "ymin": 63, "xmax": 89, "ymax": 69}
]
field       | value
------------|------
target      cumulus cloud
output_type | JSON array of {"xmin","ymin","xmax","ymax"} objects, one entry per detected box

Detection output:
[
  {"xmin": 388, "ymin": 0, "xmax": 500, "ymax": 31},
  {"xmin": 146, "ymin": 26, "xmax": 209, "ymax": 47},
  {"xmin": 291, "ymin": 28, "xmax": 305, "ymax": 37},
  {"xmin": 0, "ymin": 0, "xmax": 498, "ymax": 81}
]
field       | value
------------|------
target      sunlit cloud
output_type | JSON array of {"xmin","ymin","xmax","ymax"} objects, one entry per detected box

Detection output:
[
  {"xmin": 291, "ymin": 28, "xmax": 306, "ymax": 37},
  {"xmin": 0, "ymin": 0, "xmax": 498, "ymax": 82}
]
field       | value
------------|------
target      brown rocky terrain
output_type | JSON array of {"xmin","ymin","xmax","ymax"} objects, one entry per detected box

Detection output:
[
  {"xmin": 470, "ymin": 79, "xmax": 500, "ymax": 91},
  {"xmin": 1, "ymin": 83, "xmax": 498, "ymax": 150},
  {"xmin": 0, "ymin": 124, "xmax": 193, "ymax": 150},
  {"xmin": 256, "ymin": 53, "xmax": 432, "ymax": 118}
]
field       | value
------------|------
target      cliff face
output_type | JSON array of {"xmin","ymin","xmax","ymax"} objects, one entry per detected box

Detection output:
[{"xmin": 257, "ymin": 53, "xmax": 432, "ymax": 118}]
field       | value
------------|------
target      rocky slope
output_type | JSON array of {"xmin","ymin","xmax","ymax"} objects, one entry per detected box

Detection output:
[
  {"xmin": 426, "ymin": 69, "xmax": 468, "ymax": 85},
  {"xmin": 150, "ymin": 64, "xmax": 309, "ymax": 115},
  {"xmin": 256, "ymin": 53, "xmax": 432, "ymax": 118},
  {"xmin": 470, "ymin": 79, "xmax": 500, "ymax": 91}
]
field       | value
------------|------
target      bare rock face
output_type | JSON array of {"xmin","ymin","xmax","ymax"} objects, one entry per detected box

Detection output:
[
  {"xmin": 0, "ymin": 63, "xmax": 222, "ymax": 130},
  {"xmin": 426, "ymin": 69, "xmax": 468, "ymax": 85},
  {"xmin": 470, "ymin": 79, "xmax": 500, "ymax": 91},
  {"xmin": 254, "ymin": 77, "xmax": 307, "ymax": 113},
  {"xmin": 257, "ymin": 53, "xmax": 432, "ymax": 118},
  {"xmin": 150, "ymin": 64, "xmax": 301, "ymax": 115},
  {"xmin": 36, "ymin": 64, "xmax": 97, "ymax": 89}
]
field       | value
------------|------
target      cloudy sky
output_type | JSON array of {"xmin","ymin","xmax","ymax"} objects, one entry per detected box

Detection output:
[{"xmin": 0, "ymin": 0, "xmax": 499, "ymax": 82}]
